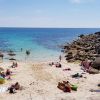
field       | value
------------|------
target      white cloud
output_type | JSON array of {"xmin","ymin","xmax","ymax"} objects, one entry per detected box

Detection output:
[{"xmin": 70, "ymin": 0, "xmax": 95, "ymax": 4}]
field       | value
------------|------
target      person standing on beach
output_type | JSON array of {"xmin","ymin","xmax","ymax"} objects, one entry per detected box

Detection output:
[
  {"xmin": 59, "ymin": 55, "xmax": 62, "ymax": 62},
  {"xmin": 0, "ymin": 52, "xmax": 4, "ymax": 62}
]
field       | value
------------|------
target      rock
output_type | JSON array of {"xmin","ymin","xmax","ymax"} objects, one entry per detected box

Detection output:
[
  {"xmin": 61, "ymin": 31, "xmax": 100, "ymax": 63},
  {"xmin": 88, "ymin": 67, "xmax": 99, "ymax": 74},
  {"xmin": 91, "ymin": 57, "xmax": 100, "ymax": 70},
  {"xmin": 95, "ymin": 32, "xmax": 100, "ymax": 35}
]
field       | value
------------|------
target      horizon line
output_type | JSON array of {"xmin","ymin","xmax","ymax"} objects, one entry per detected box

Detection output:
[{"xmin": 0, "ymin": 27, "xmax": 100, "ymax": 29}]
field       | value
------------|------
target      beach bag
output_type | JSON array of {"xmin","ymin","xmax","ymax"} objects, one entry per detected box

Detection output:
[
  {"xmin": 0, "ymin": 77, "xmax": 5, "ymax": 84},
  {"xmin": 71, "ymin": 85, "xmax": 78, "ymax": 91}
]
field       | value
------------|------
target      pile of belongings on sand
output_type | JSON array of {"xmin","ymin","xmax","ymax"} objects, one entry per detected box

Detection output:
[{"xmin": 57, "ymin": 81, "xmax": 78, "ymax": 92}]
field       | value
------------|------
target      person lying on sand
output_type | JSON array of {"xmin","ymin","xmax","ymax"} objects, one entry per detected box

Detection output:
[
  {"xmin": 6, "ymin": 69, "xmax": 12, "ymax": 76},
  {"xmin": 5, "ymin": 69, "xmax": 12, "ymax": 80},
  {"xmin": 0, "ymin": 72, "xmax": 6, "ymax": 78},
  {"xmin": 7, "ymin": 82, "xmax": 22, "ymax": 94},
  {"xmin": 49, "ymin": 62, "xmax": 54, "ymax": 66},
  {"xmin": 90, "ymin": 89, "xmax": 100, "ymax": 92},
  {"xmin": 55, "ymin": 62, "xmax": 62, "ymax": 68},
  {"xmin": 11, "ymin": 61, "xmax": 18, "ymax": 68},
  {"xmin": 49, "ymin": 62, "xmax": 62, "ymax": 68},
  {"xmin": 14, "ymin": 82, "xmax": 24, "ymax": 90},
  {"xmin": 14, "ymin": 82, "xmax": 21, "ymax": 90},
  {"xmin": 63, "ymin": 68, "xmax": 71, "ymax": 71},
  {"xmin": 7, "ymin": 85, "xmax": 16, "ymax": 94}
]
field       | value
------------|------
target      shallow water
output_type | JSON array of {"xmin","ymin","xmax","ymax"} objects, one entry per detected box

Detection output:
[{"xmin": 0, "ymin": 28, "xmax": 100, "ymax": 62}]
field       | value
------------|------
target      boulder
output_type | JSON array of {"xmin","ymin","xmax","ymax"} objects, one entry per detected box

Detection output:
[{"xmin": 91, "ymin": 57, "xmax": 100, "ymax": 70}]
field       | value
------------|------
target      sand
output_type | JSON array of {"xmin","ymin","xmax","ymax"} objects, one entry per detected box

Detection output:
[{"xmin": 0, "ymin": 60, "xmax": 100, "ymax": 100}]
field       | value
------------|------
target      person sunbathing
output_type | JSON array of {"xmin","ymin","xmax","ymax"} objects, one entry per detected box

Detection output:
[
  {"xmin": 8, "ymin": 85, "xmax": 16, "ymax": 94},
  {"xmin": 5, "ymin": 69, "xmax": 12, "ymax": 79},
  {"xmin": 55, "ymin": 62, "xmax": 62, "ymax": 68},
  {"xmin": 8, "ymin": 82, "xmax": 21, "ymax": 94},
  {"xmin": 0, "ymin": 72, "xmax": 6, "ymax": 78},
  {"xmin": 11, "ymin": 62, "xmax": 18, "ymax": 68},
  {"xmin": 6, "ymin": 69, "xmax": 12, "ymax": 76},
  {"xmin": 14, "ymin": 82, "xmax": 21, "ymax": 90}
]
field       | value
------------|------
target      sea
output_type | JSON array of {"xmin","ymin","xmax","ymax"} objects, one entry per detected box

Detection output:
[{"xmin": 0, "ymin": 28, "xmax": 100, "ymax": 62}]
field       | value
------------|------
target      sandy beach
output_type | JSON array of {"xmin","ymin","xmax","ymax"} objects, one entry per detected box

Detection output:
[
  {"xmin": 0, "ymin": 0, "xmax": 100, "ymax": 99},
  {"xmin": 0, "ymin": 58, "xmax": 100, "ymax": 100}
]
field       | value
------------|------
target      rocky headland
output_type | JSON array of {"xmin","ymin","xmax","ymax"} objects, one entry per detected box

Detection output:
[{"xmin": 62, "ymin": 32, "xmax": 100, "ymax": 62}]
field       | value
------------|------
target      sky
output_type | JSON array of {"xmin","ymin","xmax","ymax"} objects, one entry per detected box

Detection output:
[{"xmin": 0, "ymin": 0, "xmax": 100, "ymax": 28}]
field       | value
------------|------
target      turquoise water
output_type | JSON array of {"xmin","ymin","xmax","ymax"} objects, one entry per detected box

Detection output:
[{"xmin": 0, "ymin": 28, "xmax": 100, "ymax": 62}]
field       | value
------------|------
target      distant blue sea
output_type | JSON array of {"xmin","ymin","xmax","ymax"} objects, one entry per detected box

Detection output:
[{"xmin": 0, "ymin": 28, "xmax": 100, "ymax": 62}]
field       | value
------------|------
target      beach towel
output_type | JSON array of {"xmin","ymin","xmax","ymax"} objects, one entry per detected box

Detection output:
[
  {"xmin": 63, "ymin": 68, "xmax": 71, "ymax": 71},
  {"xmin": 0, "ymin": 77, "xmax": 5, "ymax": 84},
  {"xmin": 90, "ymin": 89, "xmax": 100, "ymax": 92},
  {"xmin": 71, "ymin": 85, "xmax": 78, "ymax": 91},
  {"xmin": 0, "ymin": 87, "xmax": 8, "ymax": 93}
]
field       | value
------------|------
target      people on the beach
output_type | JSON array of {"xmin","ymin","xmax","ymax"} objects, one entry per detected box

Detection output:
[
  {"xmin": 14, "ymin": 82, "xmax": 21, "ymax": 90},
  {"xmin": 26, "ymin": 50, "xmax": 30, "ymax": 56},
  {"xmin": 11, "ymin": 61, "xmax": 18, "ymax": 68},
  {"xmin": 59, "ymin": 55, "xmax": 62, "ymax": 62},
  {"xmin": 0, "ymin": 52, "xmax": 4, "ymax": 62},
  {"xmin": 55, "ymin": 62, "xmax": 62, "ymax": 68},
  {"xmin": 7, "ymin": 82, "xmax": 21, "ymax": 94},
  {"xmin": 6, "ymin": 69, "xmax": 12, "ymax": 76},
  {"xmin": 8, "ymin": 85, "xmax": 16, "ymax": 94},
  {"xmin": 49, "ymin": 62, "xmax": 62, "ymax": 68},
  {"xmin": 5, "ymin": 69, "xmax": 12, "ymax": 79},
  {"xmin": 49, "ymin": 62, "xmax": 54, "ymax": 66},
  {"xmin": 0, "ymin": 72, "xmax": 6, "ymax": 78},
  {"xmin": 21, "ymin": 48, "xmax": 23, "ymax": 52}
]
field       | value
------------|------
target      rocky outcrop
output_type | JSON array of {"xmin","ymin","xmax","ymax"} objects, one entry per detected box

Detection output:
[{"xmin": 62, "ymin": 32, "xmax": 100, "ymax": 62}]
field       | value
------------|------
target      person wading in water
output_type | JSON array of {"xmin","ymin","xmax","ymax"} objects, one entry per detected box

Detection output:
[
  {"xmin": 26, "ymin": 50, "xmax": 30, "ymax": 56},
  {"xmin": 25, "ymin": 50, "xmax": 31, "ymax": 61}
]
